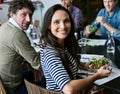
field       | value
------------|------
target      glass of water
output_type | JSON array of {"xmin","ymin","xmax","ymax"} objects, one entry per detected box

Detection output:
[{"xmin": 78, "ymin": 31, "xmax": 87, "ymax": 46}]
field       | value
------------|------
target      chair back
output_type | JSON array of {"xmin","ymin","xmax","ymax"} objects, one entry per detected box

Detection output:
[
  {"xmin": 0, "ymin": 78, "xmax": 6, "ymax": 94},
  {"xmin": 24, "ymin": 79, "xmax": 63, "ymax": 94}
]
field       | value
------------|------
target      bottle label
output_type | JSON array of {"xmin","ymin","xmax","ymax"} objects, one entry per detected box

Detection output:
[{"xmin": 88, "ymin": 25, "xmax": 97, "ymax": 32}]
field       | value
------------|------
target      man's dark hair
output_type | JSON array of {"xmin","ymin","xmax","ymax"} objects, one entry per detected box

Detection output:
[{"xmin": 8, "ymin": 0, "xmax": 35, "ymax": 18}]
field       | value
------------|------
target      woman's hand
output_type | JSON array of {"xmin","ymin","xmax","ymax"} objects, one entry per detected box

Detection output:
[{"xmin": 96, "ymin": 65, "xmax": 112, "ymax": 79}]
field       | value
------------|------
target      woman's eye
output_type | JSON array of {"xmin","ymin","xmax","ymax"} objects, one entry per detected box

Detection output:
[
  {"xmin": 64, "ymin": 19, "xmax": 70, "ymax": 23},
  {"xmin": 54, "ymin": 21, "xmax": 59, "ymax": 24}
]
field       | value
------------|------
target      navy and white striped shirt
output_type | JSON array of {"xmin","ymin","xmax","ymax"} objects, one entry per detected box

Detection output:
[{"xmin": 40, "ymin": 45, "xmax": 78, "ymax": 92}]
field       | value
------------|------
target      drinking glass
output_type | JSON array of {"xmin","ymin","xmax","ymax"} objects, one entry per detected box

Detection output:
[{"xmin": 78, "ymin": 30, "xmax": 87, "ymax": 46}]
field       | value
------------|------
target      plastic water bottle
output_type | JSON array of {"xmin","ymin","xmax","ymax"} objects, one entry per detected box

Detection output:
[{"xmin": 106, "ymin": 33, "xmax": 115, "ymax": 54}]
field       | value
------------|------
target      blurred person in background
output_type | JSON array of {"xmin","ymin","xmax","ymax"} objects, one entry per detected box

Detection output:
[
  {"xmin": 85, "ymin": 0, "xmax": 120, "ymax": 41},
  {"xmin": 61, "ymin": 0, "xmax": 84, "ymax": 40}
]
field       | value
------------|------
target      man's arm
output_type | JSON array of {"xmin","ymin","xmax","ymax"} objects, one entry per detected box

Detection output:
[{"xmin": 13, "ymin": 31, "xmax": 41, "ymax": 70}]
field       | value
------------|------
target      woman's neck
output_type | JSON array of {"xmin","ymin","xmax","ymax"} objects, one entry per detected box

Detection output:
[{"xmin": 58, "ymin": 39, "xmax": 65, "ymax": 49}]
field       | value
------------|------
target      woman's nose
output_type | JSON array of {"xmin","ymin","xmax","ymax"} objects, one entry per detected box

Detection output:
[{"xmin": 60, "ymin": 22, "xmax": 65, "ymax": 28}]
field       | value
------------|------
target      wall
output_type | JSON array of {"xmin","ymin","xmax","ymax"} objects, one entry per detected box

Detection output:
[
  {"xmin": 0, "ymin": 3, "xmax": 9, "ymax": 25},
  {"xmin": 33, "ymin": 0, "xmax": 61, "ymax": 26},
  {"xmin": 40, "ymin": 0, "xmax": 61, "ymax": 17}
]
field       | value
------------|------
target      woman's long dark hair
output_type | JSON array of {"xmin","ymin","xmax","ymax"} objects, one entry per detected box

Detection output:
[{"xmin": 40, "ymin": 4, "xmax": 81, "ymax": 79}]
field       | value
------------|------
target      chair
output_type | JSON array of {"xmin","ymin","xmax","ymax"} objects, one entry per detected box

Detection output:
[
  {"xmin": 24, "ymin": 79, "xmax": 63, "ymax": 94},
  {"xmin": 0, "ymin": 78, "xmax": 6, "ymax": 94}
]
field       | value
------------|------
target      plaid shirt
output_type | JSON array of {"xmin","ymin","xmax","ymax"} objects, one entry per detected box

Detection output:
[{"xmin": 70, "ymin": 6, "xmax": 84, "ymax": 31}]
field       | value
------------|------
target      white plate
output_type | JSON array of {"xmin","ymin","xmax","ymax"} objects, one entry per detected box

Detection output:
[
  {"xmin": 80, "ymin": 54, "xmax": 104, "ymax": 63},
  {"xmin": 87, "ymin": 39, "xmax": 106, "ymax": 46}
]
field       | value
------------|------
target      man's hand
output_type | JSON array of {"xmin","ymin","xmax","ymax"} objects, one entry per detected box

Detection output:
[
  {"xmin": 96, "ymin": 16, "xmax": 106, "ymax": 25},
  {"xmin": 96, "ymin": 16, "xmax": 115, "ymax": 33},
  {"xmin": 84, "ymin": 25, "xmax": 97, "ymax": 36}
]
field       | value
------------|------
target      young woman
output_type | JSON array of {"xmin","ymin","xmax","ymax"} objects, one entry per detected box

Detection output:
[{"xmin": 40, "ymin": 4, "xmax": 111, "ymax": 94}]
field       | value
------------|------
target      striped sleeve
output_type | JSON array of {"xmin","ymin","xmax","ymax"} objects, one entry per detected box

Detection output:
[{"xmin": 40, "ymin": 46, "xmax": 71, "ymax": 91}]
